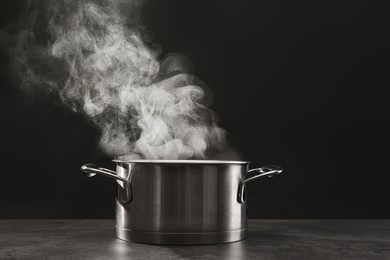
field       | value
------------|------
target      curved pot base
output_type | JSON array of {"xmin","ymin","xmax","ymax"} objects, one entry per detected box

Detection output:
[{"xmin": 116, "ymin": 227, "xmax": 247, "ymax": 245}]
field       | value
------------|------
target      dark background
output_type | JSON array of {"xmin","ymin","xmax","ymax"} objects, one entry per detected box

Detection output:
[{"xmin": 0, "ymin": 0, "xmax": 389, "ymax": 218}]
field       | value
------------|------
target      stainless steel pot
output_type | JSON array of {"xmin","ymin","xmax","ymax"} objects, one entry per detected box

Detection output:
[{"xmin": 81, "ymin": 160, "xmax": 283, "ymax": 245}]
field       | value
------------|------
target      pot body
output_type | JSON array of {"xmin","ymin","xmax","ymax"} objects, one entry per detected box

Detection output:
[{"xmin": 115, "ymin": 161, "xmax": 248, "ymax": 244}]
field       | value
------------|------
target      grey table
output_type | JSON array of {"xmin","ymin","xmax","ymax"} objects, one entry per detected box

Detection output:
[{"xmin": 0, "ymin": 220, "xmax": 389, "ymax": 259}]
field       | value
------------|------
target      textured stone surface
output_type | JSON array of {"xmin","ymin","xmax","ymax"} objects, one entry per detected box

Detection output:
[{"xmin": 0, "ymin": 220, "xmax": 389, "ymax": 259}]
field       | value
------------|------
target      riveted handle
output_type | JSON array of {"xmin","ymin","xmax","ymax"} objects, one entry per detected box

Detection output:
[
  {"xmin": 237, "ymin": 165, "xmax": 283, "ymax": 204},
  {"xmin": 81, "ymin": 163, "xmax": 132, "ymax": 203}
]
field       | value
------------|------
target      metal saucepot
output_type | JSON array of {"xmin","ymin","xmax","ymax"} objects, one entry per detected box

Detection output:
[{"xmin": 81, "ymin": 160, "xmax": 283, "ymax": 245}]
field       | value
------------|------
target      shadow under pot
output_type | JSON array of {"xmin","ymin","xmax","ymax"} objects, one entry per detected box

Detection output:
[{"xmin": 81, "ymin": 160, "xmax": 283, "ymax": 245}]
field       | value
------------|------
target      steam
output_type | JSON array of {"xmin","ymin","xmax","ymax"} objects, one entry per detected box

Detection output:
[{"xmin": 3, "ymin": 0, "xmax": 233, "ymax": 160}]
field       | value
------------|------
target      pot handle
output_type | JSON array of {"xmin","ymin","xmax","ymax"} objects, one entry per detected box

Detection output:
[
  {"xmin": 81, "ymin": 163, "xmax": 132, "ymax": 203},
  {"xmin": 237, "ymin": 165, "xmax": 283, "ymax": 204}
]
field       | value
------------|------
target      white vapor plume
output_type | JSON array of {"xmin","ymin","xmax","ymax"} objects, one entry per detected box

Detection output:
[{"xmin": 4, "ymin": 0, "xmax": 235, "ymax": 160}]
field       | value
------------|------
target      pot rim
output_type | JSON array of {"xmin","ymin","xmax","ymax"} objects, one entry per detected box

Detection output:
[{"xmin": 112, "ymin": 159, "xmax": 250, "ymax": 165}]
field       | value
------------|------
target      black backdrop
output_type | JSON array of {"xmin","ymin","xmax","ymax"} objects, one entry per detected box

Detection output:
[{"xmin": 0, "ymin": 0, "xmax": 389, "ymax": 219}]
